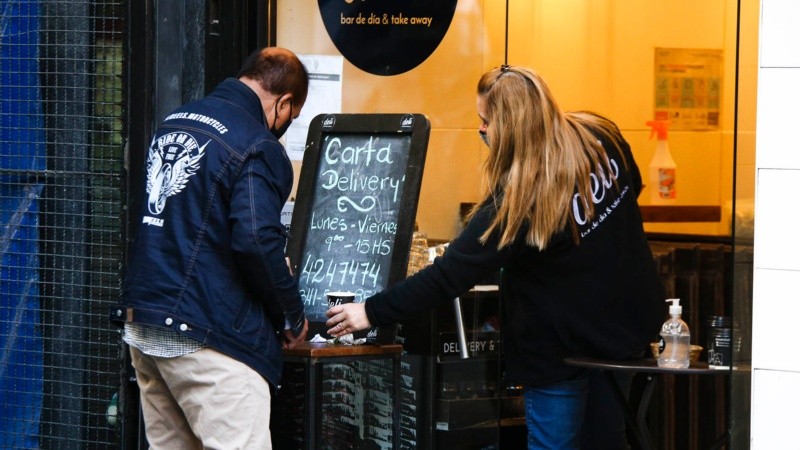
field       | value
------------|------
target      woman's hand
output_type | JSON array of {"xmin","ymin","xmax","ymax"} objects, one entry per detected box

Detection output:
[{"xmin": 325, "ymin": 303, "xmax": 371, "ymax": 337}]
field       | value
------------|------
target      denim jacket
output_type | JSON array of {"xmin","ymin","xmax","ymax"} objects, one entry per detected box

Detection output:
[{"xmin": 111, "ymin": 78, "xmax": 305, "ymax": 386}]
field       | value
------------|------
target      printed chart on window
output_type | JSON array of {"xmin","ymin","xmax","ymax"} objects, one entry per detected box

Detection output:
[{"xmin": 654, "ymin": 48, "xmax": 723, "ymax": 131}]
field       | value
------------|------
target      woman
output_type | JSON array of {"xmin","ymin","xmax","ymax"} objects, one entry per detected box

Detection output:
[{"xmin": 326, "ymin": 65, "xmax": 664, "ymax": 449}]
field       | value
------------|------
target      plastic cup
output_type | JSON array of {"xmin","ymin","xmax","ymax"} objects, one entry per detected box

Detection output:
[{"xmin": 704, "ymin": 315, "xmax": 742, "ymax": 367}]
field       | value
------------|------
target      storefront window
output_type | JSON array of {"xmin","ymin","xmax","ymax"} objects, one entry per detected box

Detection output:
[{"xmin": 276, "ymin": 1, "xmax": 756, "ymax": 447}]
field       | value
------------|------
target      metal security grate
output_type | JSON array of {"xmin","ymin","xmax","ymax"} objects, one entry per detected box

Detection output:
[{"xmin": 1, "ymin": 1, "xmax": 126, "ymax": 448}]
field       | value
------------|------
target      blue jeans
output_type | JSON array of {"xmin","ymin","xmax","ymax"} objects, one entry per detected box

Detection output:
[{"xmin": 524, "ymin": 370, "xmax": 632, "ymax": 450}]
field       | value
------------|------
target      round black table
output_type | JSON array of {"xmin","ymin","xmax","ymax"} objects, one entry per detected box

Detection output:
[{"xmin": 563, "ymin": 357, "xmax": 740, "ymax": 450}]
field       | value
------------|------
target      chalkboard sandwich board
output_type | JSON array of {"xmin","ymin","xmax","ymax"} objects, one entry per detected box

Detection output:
[{"xmin": 287, "ymin": 113, "xmax": 430, "ymax": 343}]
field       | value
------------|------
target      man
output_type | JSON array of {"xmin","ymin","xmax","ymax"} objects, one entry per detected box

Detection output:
[{"xmin": 111, "ymin": 47, "xmax": 309, "ymax": 449}]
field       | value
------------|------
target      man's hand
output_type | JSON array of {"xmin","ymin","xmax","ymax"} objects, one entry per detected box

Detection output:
[
  {"xmin": 282, "ymin": 318, "xmax": 308, "ymax": 349},
  {"xmin": 325, "ymin": 303, "xmax": 371, "ymax": 338}
]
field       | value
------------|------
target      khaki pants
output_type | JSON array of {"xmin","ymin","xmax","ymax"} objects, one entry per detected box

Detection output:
[{"xmin": 130, "ymin": 346, "xmax": 272, "ymax": 450}]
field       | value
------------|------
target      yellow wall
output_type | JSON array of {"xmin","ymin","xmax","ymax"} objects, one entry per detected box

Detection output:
[{"xmin": 277, "ymin": 0, "xmax": 758, "ymax": 240}]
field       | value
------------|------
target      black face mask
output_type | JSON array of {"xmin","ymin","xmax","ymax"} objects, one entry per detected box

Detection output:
[
  {"xmin": 269, "ymin": 98, "xmax": 293, "ymax": 139},
  {"xmin": 479, "ymin": 129, "xmax": 489, "ymax": 147}
]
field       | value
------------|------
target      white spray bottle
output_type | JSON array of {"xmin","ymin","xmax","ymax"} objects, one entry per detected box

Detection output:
[{"xmin": 646, "ymin": 120, "xmax": 677, "ymax": 204}]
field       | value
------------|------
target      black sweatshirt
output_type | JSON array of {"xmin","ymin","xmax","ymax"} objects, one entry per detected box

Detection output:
[{"xmin": 365, "ymin": 134, "xmax": 665, "ymax": 387}]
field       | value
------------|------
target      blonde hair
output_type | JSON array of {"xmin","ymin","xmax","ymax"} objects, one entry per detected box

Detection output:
[{"xmin": 476, "ymin": 66, "xmax": 627, "ymax": 249}]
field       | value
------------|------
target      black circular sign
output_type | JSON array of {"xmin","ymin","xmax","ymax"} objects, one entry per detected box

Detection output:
[{"xmin": 318, "ymin": 0, "xmax": 458, "ymax": 76}]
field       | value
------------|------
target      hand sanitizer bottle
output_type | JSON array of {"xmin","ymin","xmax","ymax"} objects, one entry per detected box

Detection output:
[{"xmin": 658, "ymin": 298, "xmax": 690, "ymax": 368}]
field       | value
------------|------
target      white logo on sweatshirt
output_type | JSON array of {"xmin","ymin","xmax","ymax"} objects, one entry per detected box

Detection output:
[
  {"xmin": 143, "ymin": 132, "xmax": 208, "ymax": 223},
  {"xmin": 571, "ymin": 155, "xmax": 629, "ymax": 239}
]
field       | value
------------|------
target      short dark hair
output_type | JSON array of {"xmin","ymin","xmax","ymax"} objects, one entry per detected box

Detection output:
[{"xmin": 238, "ymin": 47, "xmax": 309, "ymax": 106}]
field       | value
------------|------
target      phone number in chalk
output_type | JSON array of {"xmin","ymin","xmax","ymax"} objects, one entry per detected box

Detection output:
[
  {"xmin": 299, "ymin": 287, "xmax": 376, "ymax": 307},
  {"xmin": 301, "ymin": 257, "xmax": 382, "ymax": 288}
]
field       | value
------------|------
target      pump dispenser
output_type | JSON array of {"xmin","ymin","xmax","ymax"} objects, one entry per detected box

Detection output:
[
  {"xmin": 658, "ymin": 298, "xmax": 691, "ymax": 368},
  {"xmin": 646, "ymin": 120, "xmax": 677, "ymax": 204}
]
